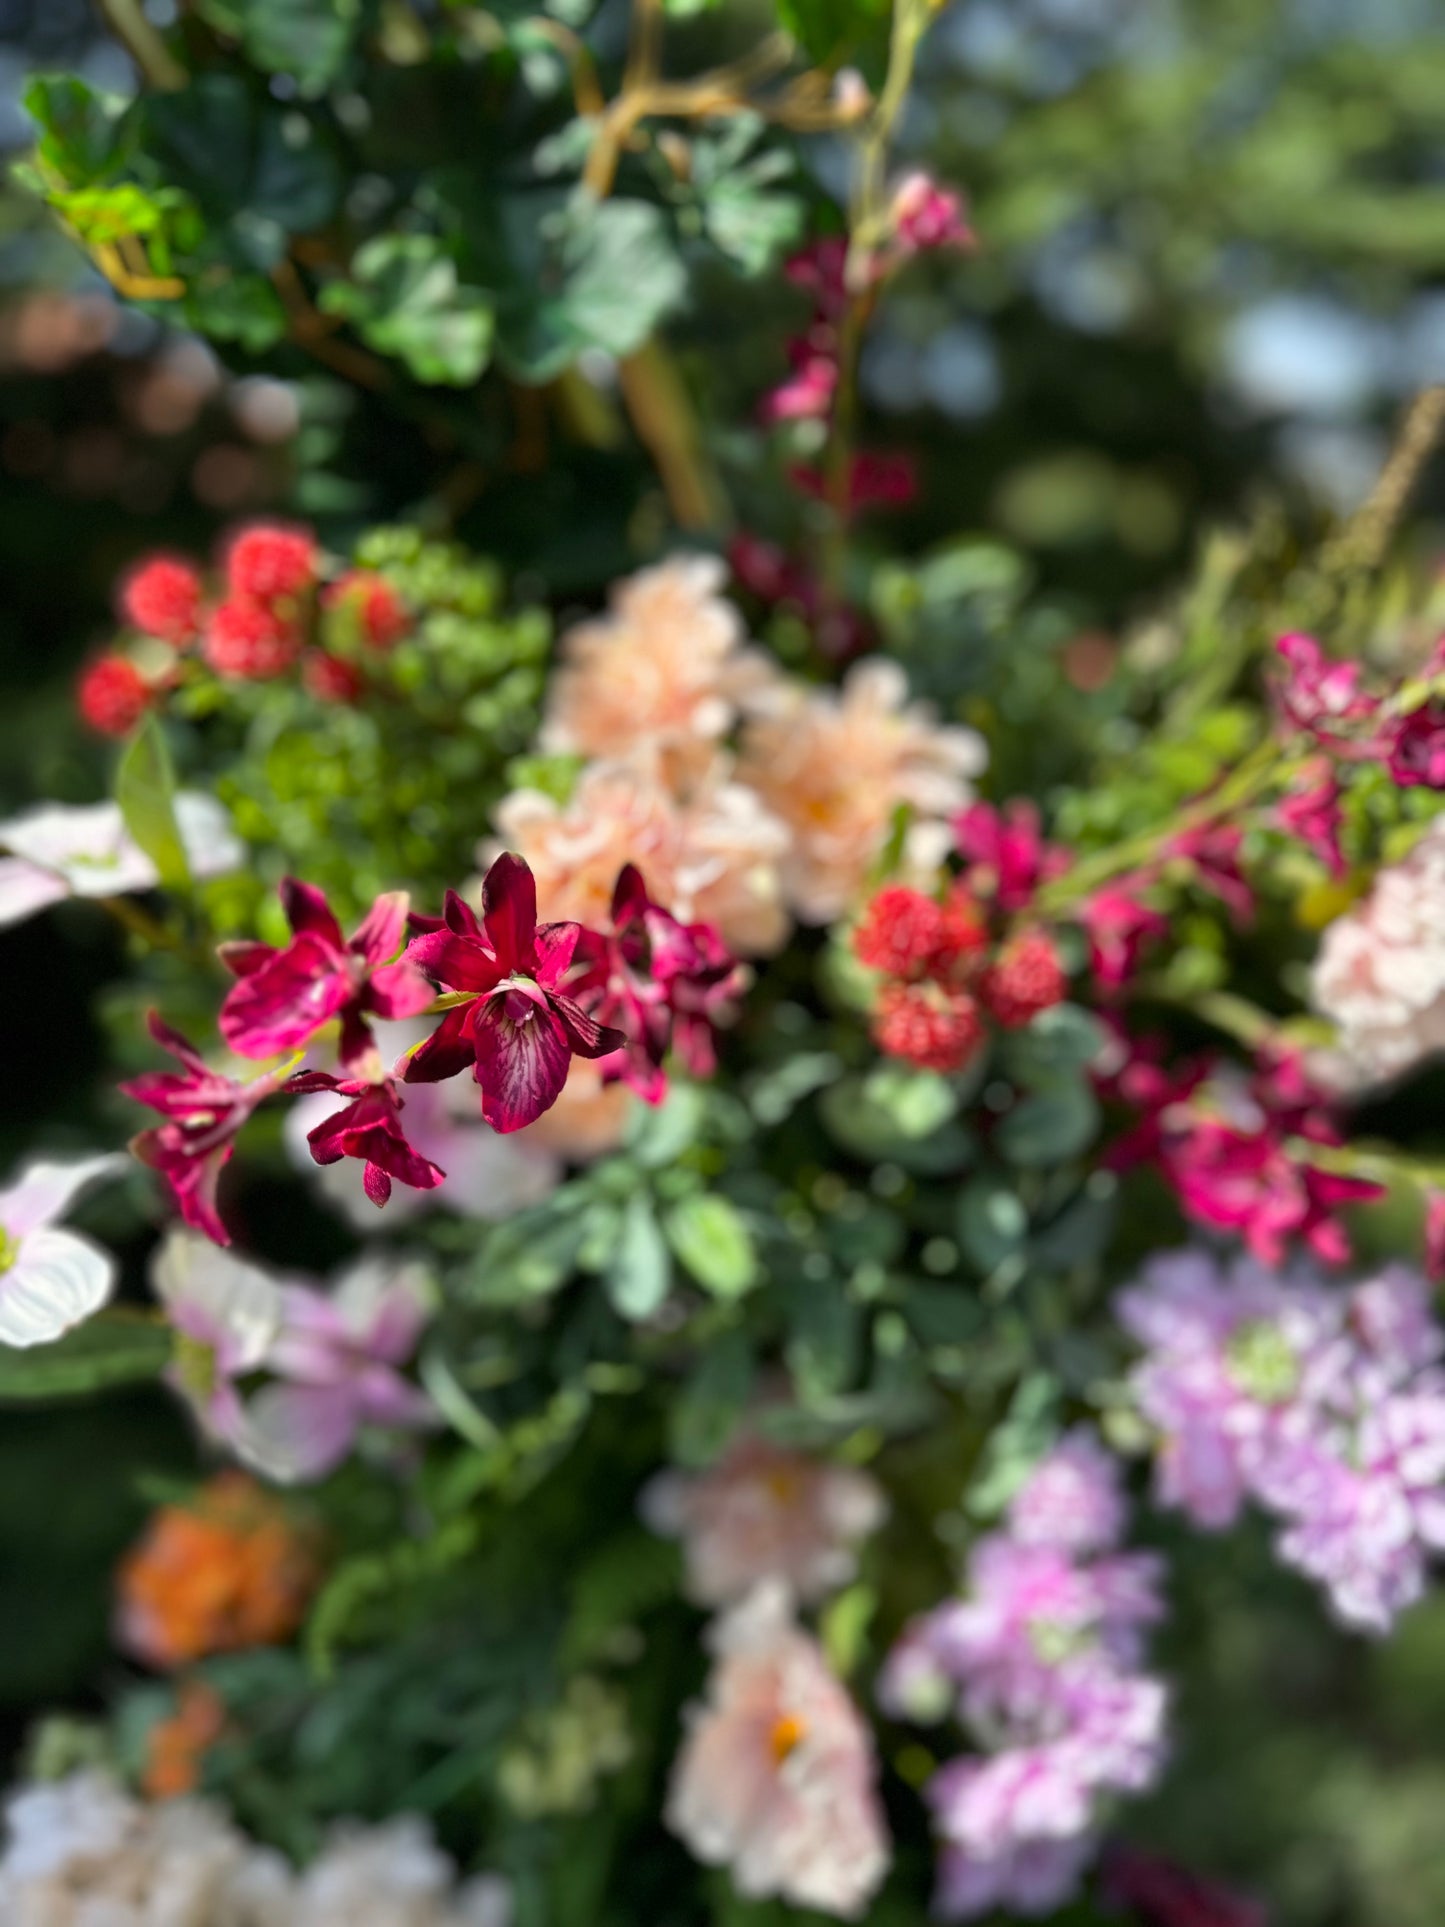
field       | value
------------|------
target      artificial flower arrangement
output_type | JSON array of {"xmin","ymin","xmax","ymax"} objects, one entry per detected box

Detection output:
[{"xmin": 7, "ymin": 1, "xmax": 1445, "ymax": 1924}]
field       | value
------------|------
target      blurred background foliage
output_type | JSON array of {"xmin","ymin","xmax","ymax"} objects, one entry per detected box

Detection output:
[{"xmin": 2, "ymin": 1, "xmax": 1445, "ymax": 1922}]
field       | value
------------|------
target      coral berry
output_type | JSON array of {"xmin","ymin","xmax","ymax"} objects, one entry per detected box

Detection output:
[
  {"xmin": 874, "ymin": 981, "xmax": 984, "ymax": 1072},
  {"xmin": 854, "ymin": 883, "xmax": 987, "ymax": 983},
  {"xmin": 120, "ymin": 556, "xmax": 203, "ymax": 647},
  {"xmin": 324, "ymin": 570, "xmax": 410, "ymax": 650},
  {"xmin": 302, "ymin": 650, "xmax": 364, "ymax": 704},
  {"xmin": 77, "ymin": 655, "xmax": 151, "ymax": 735},
  {"xmin": 204, "ymin": 600, "xmax": 300, "ymax": 681},
  {"xmin": 224, "ymin": 523, "xmax": 317, "ymax": 603},
  {"xmin": 982, "ymin": 928, "xmax": 1067, "ymax": 1028}
]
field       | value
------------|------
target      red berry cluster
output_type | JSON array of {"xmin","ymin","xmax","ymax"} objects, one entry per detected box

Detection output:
[
  {"xmin": 853, "ymin": 882, "xmax": 1067, "ymax": 1073},
  {"xmin": 77, "ymin": 525, "xmax": 413, "ymax": 736}
]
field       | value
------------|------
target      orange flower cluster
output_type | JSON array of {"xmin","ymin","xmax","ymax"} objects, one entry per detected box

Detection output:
[{"xmin": 116, "ymin": 1472, "xmax": 321, "ymax": 1672}]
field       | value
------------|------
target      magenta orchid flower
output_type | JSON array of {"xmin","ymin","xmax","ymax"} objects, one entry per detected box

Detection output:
[
  {"xmin": 219, "ymin": 880, "xmax": 434, "ymax": 1071},
  {"xmin": 402, "ymin": 852, "xmax": 623, "ymax": 1133},
  {"xmin": 245, "ymin": 1258, "xmax": 436, "ymax": 1482},
  {"xmin": 283, "ymin": 1069, "xmax": 444, "ymax": 1207},
  {"xmin": 574, "ymin": 864, "xmax": 743, "ymax": 1100},
  {"xmin": 123, "ymin": 1012, "xmax": 290, "ymax": 1246}
]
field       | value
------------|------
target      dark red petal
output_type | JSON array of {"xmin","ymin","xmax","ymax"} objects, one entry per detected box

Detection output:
[
  {"xmin": 282, "ymin": 1069, "xmax": 345, "ymax": 1096},
  {"xmin": 216, "ymin": 939, "xmax": 276, "ymax": 979},
  {"xmin": 406, "ymin": 931, "xmax": 506, "ymax": 994},
  {"xmin": 403, "ymin": 1004, "xmax": 478, "ymax": 1083},
  {"xmin": 481, "ymin": 851, "xmax": 539, "ymax": 974},
  {"xmin": 472, "ymin": 1000, "xmax": 571, "ymax": 1133},
  {"xmin": 441, "ymin": 888, "xmax": 483, "ymax": 938},
  {"xmin": 279, "ymin": 877, "xmax": 345, "ymax": 950},
  {"xmin": 610, "ymin": 862, "xmax": 651, "ymax": 926},
  {"xmin": 551, "ymin": 992, "xmax": 626, "ymax": 1060},
  {"xmin": 350, "ymin": 889, "xmax": 410, "ymax": 965},
  {"xmin": 144, "ymin": 1009, "xmax": 209, "ymax": 1072},
  {"xmin": 363, "ymin": 1161, "xmax": 393, "ymax": 1206},
  {"xmin": 218, "ymin": 932, "xmax": 352, "ymax": 1057},
  {"xmin": 533, "ymin": 919, "xmax": 581, "ymax": 988}
]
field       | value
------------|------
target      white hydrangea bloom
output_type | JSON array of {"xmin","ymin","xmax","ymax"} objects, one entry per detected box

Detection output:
[{"xmin": 1311, "ymin": 818, "xmax": 1445, "ymax": 1089}]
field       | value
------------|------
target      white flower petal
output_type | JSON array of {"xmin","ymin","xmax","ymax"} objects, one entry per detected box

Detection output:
[
  {"xmin": 0, "ymin": 801, "xmax": 153, "ymax": 898},
  {"xmin": 0, "ymin": 1154, "xmax": 127, "ymax": 1240},
  {"xmin": 174, "ymin": 791, "xmax": 246, "ymax": 879},
  {"xmin": 0, "ymin": 1229, "xmax": 115, "ymax": 1347},
  {"xmin": 149, "ymin": 1229, "xmax": 284, "ymax": 1371},
  {"xmin": 0, "ymin": 859, "xmax": 69, "ymax": 930}
]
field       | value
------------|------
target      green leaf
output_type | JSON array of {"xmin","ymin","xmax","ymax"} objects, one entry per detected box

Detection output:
[
  {"xmin": 24, "ymin": 75, "xmax": 129, "ymax": 186},
  {"xmin": 47, "ymin": 183, "xmax": 166, "ymax": 244},
  {"xmin": 688, "ymin": 116, "xmax": 803, "ymax": 276},
  {"xmin": 998, "ymin": 1003, "xmax": 1106, "ymax": 1089},
  {"xmin": 965, "ymin": 1371, "xmax": 1060, "ymax": 1519},
  {"xmin": 957, "ymin": 1175, "xmax": 1028, "ymax": 1273},
  {"xmin": 196, "ymin": 0, "xmax": 361, "ymax": 94},
  {"xmin": 183, "ymin": 273, "xmax": 288, "ymax": 351},
  {"xmin": 0, "ymin": 1315, "xmax": 171, "ymax": 1403},
  {"xmin": 320, "ymin": 235, "xmax": 495, "ymax": 385},
  {"xmin": 139, "ymin": 79, "xmax": 341, "ymax": 269},
  {"xmin": 604, "ymin": 1194, "xmax": 672, "ymax": 1320},
  {"xmin": 625, "ymin": 1081, "xmax": 705, "ymax": 1168},
  {"xmin": 995, "ymin": 1081, "xmax": 1100, "ymax": 1168},
  {"xmin": 115, "ymin": 715, "xmax": 191, "ymax": 890},
  {"xmin": 819, "ymin": 1073, "xmax": 974, "ymax": 1175},
  {"xmin": 664, "ymin": 1193, "xmax": 758, "ymax": 1300},
  {"xmin": 473, "ymin": 192, "xmax": 686, "ymax": 383},
  {"xmin": 773, "ymin": 0, "xmax": 889, "ymax": 63},
  {"xmin": 820, "ymin": 1581, "xmax": 875, "ymax": 1679},
  {"xmin": 669, "ymin": 1328, "xmax": 754, "ymax": 1467}
]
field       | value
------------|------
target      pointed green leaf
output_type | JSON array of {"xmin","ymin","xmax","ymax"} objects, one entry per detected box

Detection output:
[{"xmin": 116, "ymin": 715, "xmax": 191, "ymax": 890}]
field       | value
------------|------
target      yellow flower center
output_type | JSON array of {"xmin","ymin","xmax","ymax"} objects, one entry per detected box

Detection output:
[
  {"xmin": 770, "ymin": 1712, "xmax": 807, "ymax": 1765},
  {"xmin": 0, "ymin": 1225, "xmax": 18, "ymax": 1275}
]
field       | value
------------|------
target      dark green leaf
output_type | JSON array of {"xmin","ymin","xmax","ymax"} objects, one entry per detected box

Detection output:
[
  {"xmin": 995, "ymin": 1081, "xmax": 1100, "ymax": 1168},
  {"xmin": 183, "ymin": 273, "xmax": 288, "ymax": 351},
  {"xmin": 669, "ymin": 1328, "xmax": 754, "ymax": 1467},
  {"xmin": 957, "ymin": 1175, "xmax": 1028, "ymax": 1272},
  {"xmin": 999, "ymin": 1003, "xmax": 1106, "ymax": 1089},
  {"xmin": 116, "ymin": 715, "xmax": 191, "ymax": 890},
  {"xmin": 0, "ymin": 1315, "xmax": 171, "ymax": 1403},
  {"xmin": 196, "ymin": 0, "xmax": 361, "ymax": 94},
  {"xmin": 23, "ymin": 75, "xmax": 129, "ymax": 186},
  {"xmin": 320, "ymin": 235, "xmax": 494, "ymax": 385}
]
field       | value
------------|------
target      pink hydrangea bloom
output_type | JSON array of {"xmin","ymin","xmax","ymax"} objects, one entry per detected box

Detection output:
[
  {"xmin": 402, "ymin": 854, "xmax": 623, "ymax": 1133},
  {"xmin": 1310, "ymin": 818, "xmax": 1445, "ymax": 1089},
  {"xmin": 539, "ymin": 555, "xmax": 777, "ymax": 781},
  {"xmin": 495, "ymin": 752, "xmax": 792, "ymax": 957},
  {"xmin": 737, "ymin": 658, "xmax": 986, "ymax": 924},
  {"xmin": 1006, "ymin": 1427, "xmax": 1128, "ymax": 1557},
  {"xmin": 219, "ymin": 881, "xmax": 433, "ymax": 1072},
  {"xmin": 665, "ymin": 1582, "xmax": 890, "ymax": 1918},
  {"xmin": 936, "ymin": 1836, "xmax": 1093, "ymax": 1920},
  {"xmin": 1118, "ymin": 1248, "xmax": 1445, "ymax": 1633},
  {"xmin": 642, "ymin": 1433, "xmax": 886, "ymax": 1609}
]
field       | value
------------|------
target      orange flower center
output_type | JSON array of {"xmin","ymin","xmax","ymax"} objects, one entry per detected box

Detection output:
[{"xmin": 770, "ymin": 1711, "xmax": 807, "ymax": 1764}]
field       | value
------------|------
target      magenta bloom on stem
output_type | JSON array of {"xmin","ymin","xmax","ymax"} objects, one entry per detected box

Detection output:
[
  {"xmin": 1166, "ymin": 826, "xmax": 1254, "ymax": 925},
  {"xmin": 953, "ymin": 800, "xmax": 1065, "ymax": 913},
  {"xmin": 1080, "ymin": 886, "xmax": 1168, "ymax": 992},
  {"xmin": 1385, "ymin": 702, "xmax": 1445, "ymax": 789},
  {"xmin": 574, "ymin": 864, "xmax": 743, "ymax": 1101},
  {"xmin": 1272, "ymin": 633, "xmax": 1377, "ymax": 742},
  {"xmin": 123, "ymin": 1013, "xmax": 287, "ymax": 1246},
  {"xmin": 1276, "ymin": 763, "xmax": 1346, "ymax": 877},
  {"xmin": 219, "ymin": 881, "xmax": 433, "ymax": 1070},
  {"xmin": 403, "ymin": 853, "xmax": 623, "ymax": 1133},
  {"xmin": 1100, "ymin": 1846, "xmax": 1269, "ymax": 1927},
  {"xmin": 284, "ymin": 1070, "xmax": 444, "ymax": 1207}
]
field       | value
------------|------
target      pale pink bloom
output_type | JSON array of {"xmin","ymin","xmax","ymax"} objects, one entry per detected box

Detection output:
[
  {"xmin": 494, "ymin": 751, "xmax": 791, "ymax": 956},
  {"xmin": 642, "ymin": 1432, "xmax": 886, "ymax": 1607},
  {"xmin": 0, "ymin": 1152, "xmax": 125, "ymax": 1348},
  {"xmin": 540, "ymin": 555, "xmax": 778, "ymax": 781},
  {"xmin": 521, "ymin": 1056, "xmax": 636, "ymax": 1161},
  {"xmin": 665, "ymin": 1583, "xmax": 890, "ymax": 1918},
  {"xmin": 1310, "ymin": 818, "xmax": 1445, "ymax": 1090},
  {"xmin": 737, "ymin": 658, "xmax": 986, "ymax": 923}
]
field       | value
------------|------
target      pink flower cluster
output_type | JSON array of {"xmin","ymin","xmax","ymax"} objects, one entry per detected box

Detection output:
[
  {"xmin": 880, "ymin": 1431, "xmax": 1168, "ymax": 1919},
  {"xmin": 1118, "ymin": 1248, "xmax": 1445, "ymax": 1633},
  {"xmin": 1273, "ymin": 630, "xmax": 1445, "ymax": 795},
  {"xmin": 126, "ymin": 851, "xmax": 739, "ymax": 1243},
  {"xmin": 1103, "ymin": 1036, "xmax": 1382, "ymax": 1266},
  {"xmin": 497, "ymin": 556, "xmax": 983, "ymax": 952}
]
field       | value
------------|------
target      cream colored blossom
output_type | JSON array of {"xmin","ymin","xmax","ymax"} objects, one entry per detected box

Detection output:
[
  {"xmin": 736, "ymin": 657, "xmax": 986, "ymax": 924},
  {"xmin": 665, "ymin": 1584, "xmax": 890, "ymax": 1919},
  {"xmin": 540, "ymin": 555, "xmax": 777, "ymax": 779},
  {"xmin": 0, "ymin": 1772, "xmax": 509, "ymax": 1927},
  {"xmin": 642, "ymin": 1433, "xmax": 886, "ymax": 1608},
  {"xmin": 493, "ymin": 751, "xmax": 790, "ymax": 956},
  {"xmin": 1310, "ymin": 819, "xmax": 1445, "ymax": 1090}
]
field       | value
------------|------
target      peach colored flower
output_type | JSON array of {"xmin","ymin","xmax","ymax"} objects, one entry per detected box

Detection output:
[
  {"xmin": 540, "ymin": 555, "xmax": 777, "ymax": 780},
  {"xmin": 737, "ymin": 657, "xmax": 986, "ymax": 923},
  {"xmin": 666, "ymin": 1582, "xmax": 890, "ymax": 1918},
  {"xmin": 522, "ymin": 1058, "xmax": 635, "ymax": 1162},
  {"xmin": 642, "ymin": 1433, "xmax": 886, "ymax": 1607},
  {"xmin": 115, "ymin": 1472, "xmax": 321, "ymax": 1671},
  {"xmin": 492, "ymin": 751, "xmax": 791, "ymax": 956}
]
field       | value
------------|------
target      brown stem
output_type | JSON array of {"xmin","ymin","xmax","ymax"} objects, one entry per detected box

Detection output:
[
  {"xmin": 1323, "ymin": 384, "xmax": 1445, "ymax": 574},
  {"xmin": 94, "ymin": 0, "xmax": 187, "ymax": 89},
  {"xmin": 619, "ymin": 341, "xmax": 730, "ymax": 532}
]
